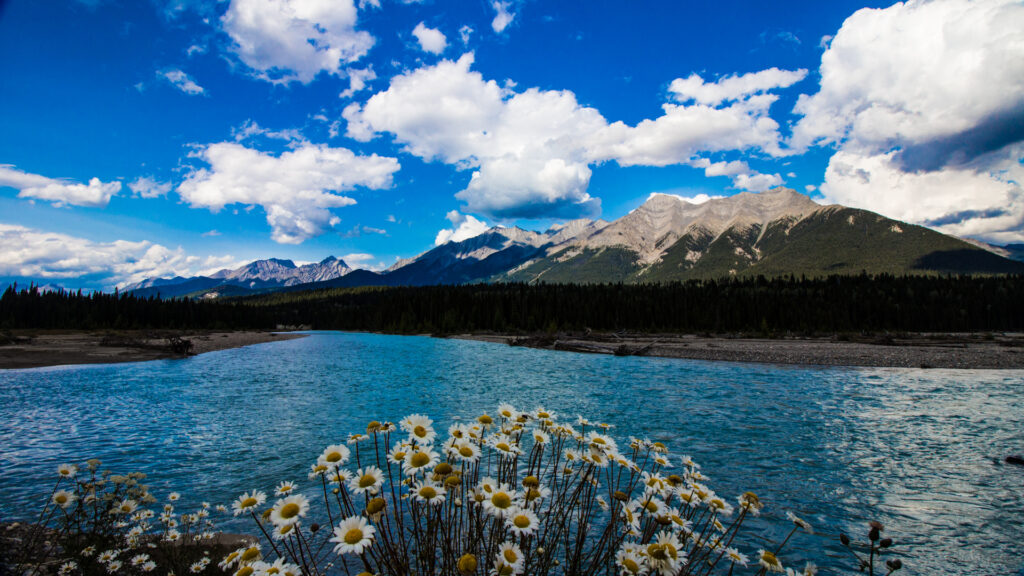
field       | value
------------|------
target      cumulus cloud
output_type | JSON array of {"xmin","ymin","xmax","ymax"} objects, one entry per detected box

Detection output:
[
  {"xmin": 347, "ymin": 54, "xmax": 801, "ymax": 218},
  {"xmin": 341, "ymin": 252, "xmax": 386, "ymax": 270},
  {"xmin": 793, "ymin": 0, "xmax": 1024, "ymax": 241},
  {"xmin": 159, "ymin": 69, "xmax": 204, "ymax": 95},
  {"xmin": 128, "ymin": 176, "xmax": 172, "ymax": 198},
  {"xmin": 0, "ymin": 224, "xmax": 233, "ymax": 289},
  {"xmin": 434, "ymin": 210, "xmax": 490, "ymax": 245},
  {"xmin": 177, "ymin": 142, "xmax": 400, "ymax": 244},
  {"xmin": 0, "ymin": 165, "xmax": 122, "ymax": 207},
  {"xmin": 412, "ymin": 22, "xmax": 447, "ymax": 54},
  {"xmin": 232, "ymin": 120, "xmax": 303, "ymax": 142},
  {"xmin": 221, "ymin": 0, "xmax": 374, "ymax": 84},
  {"xmin": 689, "ymin": 158, "xmax": 782, "ymax": 192},
  {"xmin": 491, "ymin": 1, "xmax": 515, "ymax": 33},
  {"xmin": 820, "ymin": 148, "xmax": 1024, "ymax": 243}
]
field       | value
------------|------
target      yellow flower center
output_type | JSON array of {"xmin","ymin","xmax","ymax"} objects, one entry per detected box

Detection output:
[
  {"xmin": 413, "ymin": 425, "xmax": 428, "ymax": 438},
  {"xmin": 236, "ymin": 567, "xmax": 254, "ymax": 576},
  {"xmin": 241, "ymin": 497, "xmax": 257, "ymax": 508},
  {"xmin": 359, "ymin": 474, "xmax": 377, "ymax": 488},
  {"xmin": 326, "ymin": 452, "xmax": 342, "ymax": 463},
  {"xmin": 491, "ymin": 493, "xmax": 512, "ymax": 509},
  {"xmin": 55, "ymin": 494, "xmax": 68, "ymax": 504},
  {"xmin": 419, "ymin": 486, "xmax": 437, "ymax": 499},
  {"xmin": 344, "ymin": 529, "xmax": 364, "ymax": 545},
  {"xmin": 647, "ymin": 543, "xmax": 667, "ymax": 560},
  {"xmin": 503, "ymin": 549, "xmax": 518, "ymax": 563},
  {"xmin": 478, "ymin": 415, "xmax": 493, "ymax": 425},
  {"xmin": 367, "ymin": 498, "xmax": 385, "ymax": 514},
  {"xmin": 537, "ymin": 411, "xmax": 550, "ymax": 418},
  {"xmin": 623, "ymin": 558, "xmax": 640, "ymax": 573},
  {"xmin": 240, "ymin": 548, "xmax": 260, "ymax": 562},
  {"xmin": 496, "ymin": 442, "xmax": 511, "ymax": 452},
  {"xmin": 410, "ymin": 452, "xmax": 430, "ymax": 467},
  {"xmin": 279, "ymin": 503, "xmax": 300, "ymax": 519},
  {"xmin": 644, "ymin": 501, "xmax": 658, "ymax": 513},
  {"xmin": 392, "ymin": 451, "xmax": 406, "ymax": 461},
  {"xmin": 513, "ymin": 515, "xmax": 530, "ymax": 529},
  {"xmin": 762, "ymin": 551, "xmax": 779, "ymax": 565},
  {"xmin": 459, "ymin": 446, "xmax": 474, "ymax": 457},
  {"xmin": 522, "ymin": 476, "xmax": 539, "ymax": 488}
]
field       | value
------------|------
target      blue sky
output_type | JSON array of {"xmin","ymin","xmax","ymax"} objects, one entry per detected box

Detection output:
[{"xmin": 1, "ymin": 0, "xmax": 1022, "ymax": 290}]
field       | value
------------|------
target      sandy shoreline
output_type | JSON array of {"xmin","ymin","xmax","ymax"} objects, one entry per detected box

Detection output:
[
  {"xmin": 0, "ymin": 330, "xmax": 306, "ymax": 370},
  {"xmin": 449, "ymin": 332, "xmax": 1024, "ymax": 369}
]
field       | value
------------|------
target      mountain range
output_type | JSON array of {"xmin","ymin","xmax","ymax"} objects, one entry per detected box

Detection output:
[{"xmin": 127, "ymin": 188, "xmax": 1024, "ymax": 299}]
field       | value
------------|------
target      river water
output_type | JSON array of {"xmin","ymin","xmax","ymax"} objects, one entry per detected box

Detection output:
[{"xmin": 1, "ymin": 332, "xmax": 1022, "ymax": 574}]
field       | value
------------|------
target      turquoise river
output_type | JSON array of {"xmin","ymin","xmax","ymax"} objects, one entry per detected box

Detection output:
[{"xmin": 1, "ymin": 332, "xmax": 1022, "ymax": 575}]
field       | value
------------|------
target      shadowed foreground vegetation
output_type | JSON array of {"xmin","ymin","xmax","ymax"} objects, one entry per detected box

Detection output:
[{"xmin": 3, "ymin": 274, "xmax": 1023, "ymax": 334}]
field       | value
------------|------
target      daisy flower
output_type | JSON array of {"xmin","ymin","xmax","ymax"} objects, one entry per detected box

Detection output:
[
  {"xmin": 232, "ymin": 490, "xmax": 267, "ymax": 516},
  {"xmin": 724, "ymin": 547, "xmax": 748, "ymax": 566},
  {"xmin": 106, "ymin": 560, "xmax": 122, "ymax": 573},
  {"xmin": 646, "ymin": 532, "xmax": 685, "ymax": 576},
  {"xmin": 57, "ymin": 464, "xmax": 77, "ymax": 478},
  {"xmin": 97, "ymin": 550, "xmax": 117, "ymax": 564},
  {"xmin": 274, "ymin": 481, "xmax": 296, "ymax": 496},
  {"xmin": 482, "ymin": 483, "xmax": 518, "ymax": 518},
  {"xmin": 189, "ymin": 561, "xmax": 206, "ymax": 573},
  {"xmin": 131, "ymin": 554, "xmax": 150, "ymax": 566},
  {"xmin": 403, "ymin": 447, "xmax": 440, "ymax": 475},
  {"xmin": 272, "ymin": 522, "xmax": 297, "ymax": 540},
  {"xmin": 505, "ymin": 507, "xmax": 540, "ymax": 536},
  {"xmin": 476, "ymin": 413, "xmax": 495, "ymax": 428},
  {"xmin": 615, "ymin": 549, "xmax": 648, "ymax": 575},
  {"xmin": 496, "ymin": 403, "xmax": 518, "ymax": 420},
  {"xmin": 739, "ymin": 492, "xmax": 763, "ymax": 515},
  {"xmin": 269, "ymin": 495, "xmax": 309, "ymax": 527},
  {"xmin": 58, "ymin": 562, "xmax": 77, "ymax": 576},
  {"xmin": 141, "ymin": 562, "xmax": 156, "ymax": 573},
  {"xmin": 786, "ymin": 511, "xmax": 813, "ymax": 533},
  {"xmin": 534, "ymin": 407, "xmax": 556, "ymax": 420},
  {"xmin": 387, "ymin": 444, "xmax": 410, "ymax": 466},
  {"xmin": 80, "ymin": 546, "xmax": 96, "ymax": 558},
  {"xmin": 317, "ymin": 445, "xmax": 351, "ymax": 468},
  {"xmin": 115, "ymin": 499, "xmax": 139, "ymax": 515},
  {"xmin": 349, "ymin": 466, "xmax": 385, "ymax": 495},
  {"xmin": 412, "ymin": 480, "xmax": 446, "ymax": 506},
  {"xmin": 330, "ymin": 516, "xmax": 376, "ymax": 555},
  {"xmin": 52, "ymin": 489, "xmax": 76, "ymax": 509},
  {"xmin": 495, "ymin": 542, "xmax": 525, "ymax": 573},
  {"xmin": 758, "ymin": 549, "xmax": 784, "ymax": 573},
  {"xmin": 489, "ymin": 437, "xmax": 522, "ymax": 460},
  {"xmin": 531, "ymin": 429, "xmax": 550, "ymax": 445},
  {"xmin": 168, "ymin": 492, "xmax": 180, "ymax": 502},
  {"xmin": 400, "ymin": 414, "xmax": 436, "ymax": 445}
]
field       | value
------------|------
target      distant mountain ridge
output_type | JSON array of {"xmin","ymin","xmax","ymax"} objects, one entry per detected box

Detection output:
[{"xmin": 127, "ymin": 189, "xmax": 1024, "ymax": 299}]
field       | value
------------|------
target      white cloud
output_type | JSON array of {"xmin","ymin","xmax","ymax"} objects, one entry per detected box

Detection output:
[
  {"xmin": 412, "ymin": 22, "xmax": 447, "ymax": 54},
  {"xmin": 221, "ymin": 0, "xmax": 374, "ymax": 84},
  {"xmin": 177, "ymin": 142, "xmax": 400, "ymax": 244},
  {"xmin": 341, "ymin": 252, "xmax": 386, "ymax": 270},
  {"xmin": 820, "ymin": 148, "xmax": 1024, "ymax": 243},
  {"xmin": 459, "ymin": 25, "xmax": 473, "ymax": 45},
  {"xmin": 0, "ymin": 224, "xmax": 233, "ymax": 289},
  {"xmin": 339, "ymin": 67, "xmax": 376, "ymax": 98},
  {"xmin": 435, "ymin": 210, "xmax": 490, "ymax": 245},
  {"xmin": 688, "ymin": 158, "xmax": 783, "ymax": 192},
  {"xmin": 0, "ymin": 165, "xmax": 122, "ymax": 207},
  {"xmin": 160, "ymin": 69, "xmax": 205, "ymax": 95},
  {"xmin": 128, "ymin": 176, "xmax": 172, "ymax": 198},
  {"xmin": 348, "ymin": 54, "xmax": 800, "ymax": 218},
  {"xmin": 792, "ymin": 0, "xmax": 1024, "ymax": 153},
  {"xmin": 793, "ymin": 0, "xmax": 1024, "ymax": 241},
  {"xmin": 491, "ymin": 1, "xmax": 515, "ymax": 33},
  {"xmin": 648, "ymin": 192, "xmax": 724, "ymax": 205},
  {"xmin": 668, "ymin": 68, "xmax": 806, "ymax": 106}
]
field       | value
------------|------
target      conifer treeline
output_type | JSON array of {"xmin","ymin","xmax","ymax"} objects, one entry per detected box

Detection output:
[
  {"xmin": 0, "ymin": 284, "xmax": 275, "ymax": 330},
  {"xmin": 5, "ymin": 275, "xmax": 1022, "ymax": 333}
]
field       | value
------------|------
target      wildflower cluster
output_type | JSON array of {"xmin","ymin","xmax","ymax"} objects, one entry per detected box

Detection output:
[
  {"xmin": 6, "ymin": 460, "xmax": 226, "ymax": 576},
  {"xmin": 226, "ymin": 405, "xmax": 815, "ymax": 575}
]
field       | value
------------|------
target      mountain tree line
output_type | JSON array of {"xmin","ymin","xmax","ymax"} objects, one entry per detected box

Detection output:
[{"xmin": 5, "ymin": 275, "xmax": 1021, "ymax": 334}]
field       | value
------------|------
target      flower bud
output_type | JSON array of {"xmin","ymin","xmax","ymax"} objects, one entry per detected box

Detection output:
[
  {"xmin": 839, "ymin": 533, "xmax": 850, "ymax": 546},
  {"xmin": 310, "ymin": 523, "xmax": 320, "ymax": 533},
  {"xmin": 457, "ymin": 553, "xmax": 477, "ymax": 575},
  {"xmin": 879, "ymin": 538, "xmax": 892, "ymax": 548}
]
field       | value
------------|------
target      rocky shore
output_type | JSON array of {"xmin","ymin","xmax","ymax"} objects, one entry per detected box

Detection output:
[
  {"xmin": 0, "ymin": 330, "xmax": 306, "ymax": 370},
  {"xmin": 451, "ymin": 332, "xmax": 1024, "ymax": 369}
]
